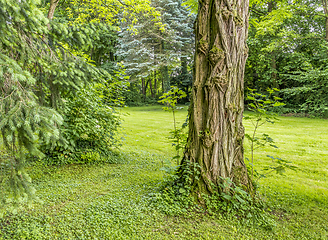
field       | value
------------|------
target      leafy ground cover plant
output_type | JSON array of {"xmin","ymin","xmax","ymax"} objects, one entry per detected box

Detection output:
[
  {"xmin": 0, "ymin": 106, "xmax": 327, "ymax": 239},
  {"xmin": 157, "ymin": 88, "xmax": 276, "ymax": 227}
]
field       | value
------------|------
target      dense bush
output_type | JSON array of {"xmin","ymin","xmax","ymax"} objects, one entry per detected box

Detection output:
[
  {"xmin": 41, "ymin": 83, "xmax": 123, "ymax": 165},
  {"xmin": 281, "ymin": 69, "xmax": 328, "ymax": 118}
]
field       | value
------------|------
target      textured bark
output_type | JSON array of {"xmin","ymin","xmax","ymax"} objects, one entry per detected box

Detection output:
[{"xmin": 181, "ymin": 0, "xmax": 252, "ymax": 194}]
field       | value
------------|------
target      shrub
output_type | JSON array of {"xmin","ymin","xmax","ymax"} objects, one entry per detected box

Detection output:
[{"xmin": 41, "ymin": 83, "xmax": 122, "ymax": 165}]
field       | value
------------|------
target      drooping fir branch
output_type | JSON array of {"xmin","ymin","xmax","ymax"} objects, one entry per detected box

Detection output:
[{"xmin": 0, "ymin": 0, "xmax": 117, "ymax": 212}]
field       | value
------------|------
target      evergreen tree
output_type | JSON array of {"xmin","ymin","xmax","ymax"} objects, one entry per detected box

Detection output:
[
  {"xmin": 118, "ymin": 0, "xmax": 195, "ymax": 97},
  {"xmin": 0, "ymin": 0, "xmax": 63, "ymax": 209},
  {"xmin": 0, "ymin": 0, "xmax": 126, "ymax": 210}
]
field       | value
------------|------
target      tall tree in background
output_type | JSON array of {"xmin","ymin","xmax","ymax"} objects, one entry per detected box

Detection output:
[
  {"xmin": 246, "ymin": 0, "xmax": 328, "ymax": 117},
  {"xmin": 118, "ymin": 0, "xmax": 195, "ymax": 100},
  {"xmin": 180, "ymin": 0, "xmax": 252, "ymax": 194}
]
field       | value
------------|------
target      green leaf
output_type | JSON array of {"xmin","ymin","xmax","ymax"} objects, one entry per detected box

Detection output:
[{"xmin": 179, "ymin": 188, "xmax": 186, "ymax": 194}]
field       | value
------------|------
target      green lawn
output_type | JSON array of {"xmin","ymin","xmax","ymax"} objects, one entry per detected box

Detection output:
[{"xmin": 0, "ymin": 105, "xmax": 327, "ymax": 239}]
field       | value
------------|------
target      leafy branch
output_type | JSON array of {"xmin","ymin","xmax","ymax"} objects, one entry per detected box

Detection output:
[
  {"xmin": 244, "ymin": 88, "xmax": 287, "ymax": 183},
  {"xmin": 159, "ymin": 86, "xmax": 187, "ymax": 165}
]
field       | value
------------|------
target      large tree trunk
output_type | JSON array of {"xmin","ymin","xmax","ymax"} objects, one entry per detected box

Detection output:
[{"xmin": 180, "ymin": 0, "xmax": 252, "ymax": 195}]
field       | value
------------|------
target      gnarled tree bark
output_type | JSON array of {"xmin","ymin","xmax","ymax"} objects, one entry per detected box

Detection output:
[{"xmin": 180, "ymin": 0, "xmax": 252, "ymax": 195}]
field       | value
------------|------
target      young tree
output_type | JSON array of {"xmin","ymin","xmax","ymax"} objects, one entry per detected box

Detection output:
[{"xmin": 180, "ymin": 0, "xmax": 252, "ymax": 195}]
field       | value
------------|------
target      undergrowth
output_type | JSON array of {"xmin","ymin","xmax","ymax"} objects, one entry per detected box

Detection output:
[
  {"xmin": 0, "ymin": 106, "xmax": 327, "ymax": 239},
  {"xmin": 150, "ymin": 160, "xmax": 276, "ymax": 230}
]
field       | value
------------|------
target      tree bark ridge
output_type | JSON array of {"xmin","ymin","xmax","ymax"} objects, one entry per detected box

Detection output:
[{"xmin": 180, "ymin": 0, "xmax": 252, "ymax": 195}]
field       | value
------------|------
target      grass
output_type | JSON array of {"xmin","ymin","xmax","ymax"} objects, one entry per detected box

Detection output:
[{"xmin": 0, "ymin": 105, "xmax": 328, "ymax": 239}]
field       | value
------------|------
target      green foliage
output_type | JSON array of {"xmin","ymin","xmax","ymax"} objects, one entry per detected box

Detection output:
[
  {"xmin": 153, "ymin": 160, "xmax": 275, "ymax": 229},
  {"xmin": 244, "ymin": 88, "xmax": 296, "ymax": 186},
  {"xmin": 151, "ymin": 161, "xmax": 197, "ymax": 216},
  {"xmin": 66, "ymin": 0, "xmax": 163, "ymax": 31},
  {"xmin": 118, "ymin": 0, "xmax": 195, "ymax": 103},
  {"xmin": 281, "ymin": 68, "xmax": 328, "ymax": 117},
  {"xmin": 170, "ymin": 63, "xmax": 193, "ymax": 103},
  {"xmin": 159, "ymin": 86, "xmax": 187, "ymax": 111},
  {"xmin": 0, "ymin": 107, "xmax": 328, "ymax": 239},
  {"xmin": 182, "ymin": 0, "xmax": 198, "ymax": 14},
  {"xmin": 245, "ymin": 87, "xmax": 285, "ymax": 124},
  {"xmin": 123, "ymin": 81, "xmax": 160, "ymax": 106},
  {"xmin": 0, "ymin": 0, "xmax": 65, "ymax": 211},
  {"xmin": 167, "ymin": 117, "xmax": 189, "ymax": 164},
  {"xmin": 118, "ymin": 0, "xmax": 194, "ymax": 78},
  {"xmin": 246, "ymin": 0, "xmax": 328, "ymax": 117},
  {"xmin": 123, "ymin": 82, "xmax": 144, "ymax": 106},
  {"xmin": 159, "ymin": 87, "xmax": 187, "ymax": 164},
  {"xmin": 202, "ymin": 178, "xmax": 275, "ymax": 230},
  {"xmin": 42, "ymin": 83, "xmax": 124, "ymax": 165},
  {"xmin": 0, "ymin": 0, "xmax": 129, "ymax": 212},
  {"xmin": 244, "ymin": 88, "xmax": 284, "ymax": 151}
]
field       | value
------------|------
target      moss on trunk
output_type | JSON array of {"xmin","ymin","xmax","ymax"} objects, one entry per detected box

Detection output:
[{"xmin": 180, "ymin": 0, "xmax": 252, "ymax": 196}]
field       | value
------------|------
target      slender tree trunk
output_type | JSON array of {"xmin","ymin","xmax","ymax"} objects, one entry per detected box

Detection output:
[
  {"xmin": 180, "ymin": 0, "xmax": 252, "ymax": 195},
  {"xmin": 162, "ymin": 78, "xmax": 164, "ymax": 93},
  {"xmin": 270, "ymin": 54, "xmax": 278, "ymax": 88},
  {"xmin": 47, "ymin": 0, "xmax": 60, "ymax": 110},
  {"xmin": 150, "ymin": 76, "xmax": 154, "ymax": 98},
  {"xmin": 145, "ymin": 79, "xmax": 150, "ymax": 93},
  {"xmin": 181, "ymin": 56, "xmax": 190, "ymax": 100},
  {"xmin": 161, "ymin": 66, "xmax": 170, "ymax": 93},
  {"xmin": 141, "ymin": 78, "xmax": 146, "ymax": 100},
  {"xmin": 181, "ymin": 56, "xmax": 188, "ymax": 77},
  {"xmin": 323, "ymin": 0, "xmax": 328, "ymax": 39},
  {"xmin": 154, "ymin": 71, "xmax": 158, "ymax": 95},
  {"xmin": 144, "ymin": 79, "xmax": 150, "ymax": 101},
  {"xmin": 322, "ymin": 0, "xmax": 328, "ymax": 56},
  {"xmin": 160, "ymin": 39, "xmax": 170, "ymax": 92},
  {"xmin": 268, "ymin": 1, "xmax": 278, "ymax": 88},
  {"xmin": 47, "ymin": 0, "xmax": 59, "ymax": 20}
]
